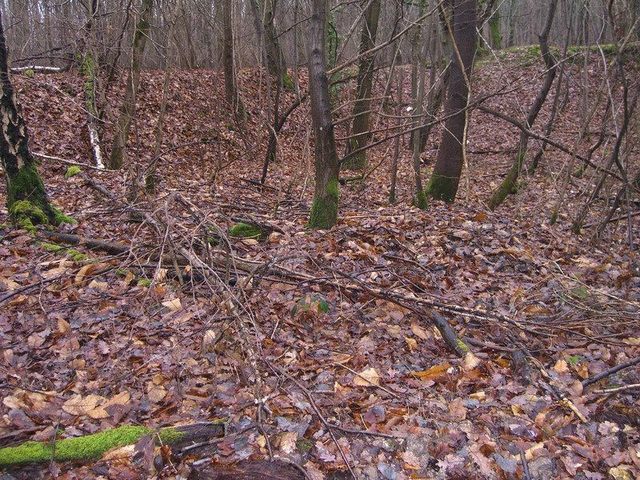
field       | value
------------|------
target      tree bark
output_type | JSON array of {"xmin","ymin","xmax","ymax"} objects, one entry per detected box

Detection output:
[
  {"xmin": 249, "ymin": 0, "xmax": 287, "ymax": 86},
  {"xmin": 427, "ymin": 0, "xmax": 477, "ymax": 202},
  {"xmin": 343, "ymin": 0, "xmax": 381, "ymax": 171},
  {"xmin": 108, "ymin": 0, "xmax": 154, "ymax": 170},
  {"xmin": 307, "ymin": 0, "xmax": 340, "ymax": 229},
  {"xmin": 0, "ymin": 9, "xmax": 59, "ymax": 226},
  {"xmin": 222, "ymin": 0, "xmax": 239, "ymax": 111}
]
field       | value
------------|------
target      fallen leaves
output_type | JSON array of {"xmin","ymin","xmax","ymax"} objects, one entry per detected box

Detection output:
[{"xmin": 62, "ymin": 391, "xmax": 131, "ymax": 419}]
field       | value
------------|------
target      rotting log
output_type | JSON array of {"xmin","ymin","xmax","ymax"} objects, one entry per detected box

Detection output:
[{"xmin": 0, "ymin": 423, "xmax": 225, "ymax": 467}]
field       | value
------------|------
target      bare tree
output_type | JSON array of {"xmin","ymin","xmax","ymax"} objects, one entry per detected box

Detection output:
[
  {"xmin": 308, "ymin": 0, "xmax": 340, "ymax": 229},
  {"xmin": 427, "ymin": 0, "xmax": 477, "ymax": 202},
  {"xmin": 343, "ymin": 0, "xmax": 381, "ymax": 171},
  {"xmin": 108, "ymin": 0, "xmax": 154, "ymax": 170}
]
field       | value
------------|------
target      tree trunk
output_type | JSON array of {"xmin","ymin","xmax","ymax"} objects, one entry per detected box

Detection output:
[
  {"xmin": 307, "ymin": 0, "xmax": 340, "ymax": 229},
  {"xmin": 108, "ymin": 0, "xmax": 154, "ymax": 170},
  {"xmin": 0, "ymin": 10, "xmax": 59, "ymax": 227},
  {"xmin": 222, "ymin": 0, "xmax": 243, "ymax": 115},
  {"xmin": 343, "ymin": 0, "xmax": 381, "ymax": 171},
  {"xmin": 249, "ymin": 0, "xmax": 287, "ymax": 86},
  {"xmin": 426, "ymin": 0, "xmax": 477, "ymax": 202},
  {"xmin": 488, "ymin": 0, "xmax": 558, "ymax": 210}
]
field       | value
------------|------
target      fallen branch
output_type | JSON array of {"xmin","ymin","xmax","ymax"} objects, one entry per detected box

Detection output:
[
  {"xmin": 582, "ymin": 356, "xmax": 640, "ymax": 388},
  {"xmin": 0, "ymin": 423, "xmax": 224, "ymax": 467}
]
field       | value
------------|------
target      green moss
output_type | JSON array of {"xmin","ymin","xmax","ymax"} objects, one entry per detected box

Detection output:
[
  {"xmin": 229, "ymin": 222, "xmax": 263, "ymax": 239},
  {"xmin": 426, "ymin": 174, "xmax": 459, "ymax": 203},
  {"xmin": 66, "ymin": 249, "xmax": 87, "ymax": 262},
  {"xmin": 53, "ymin": 207, "xmax": 76, "ymax": 225},
  {"xmin": 456, "ymin": 338, "xmax": 470, "ymax": 354},
  {"xmin": 0, "ymin": 425, "xmax": 186, "ymax": 466},
  {"xmin": 40, "ymin": 242, "xmax": 65, "ymax": 253},
  {"xmin": 0, "ymin": 425, "xmax": 150, "ymax": 466},
  {"xmin": 65, "ymin": 166, "xmax": 82, "ymax": 178},
  {"xmin": 342, "ymin": 148, "xmax": 367, "ymax": 171},
  {"xmin": 23, "ymin": 68, "xmax": 35, "ymax": 78},
  {"xmin": 414, "ymin": 190, "xmax": 428, "ymax": 210},
  {"xmin": 9, "ymin": 200, "xmax": 48, "ymax": 233},
  {"xmin": 137, "ymin": 278, "xmax": 152, "ymax": 287},
  {"xmin": 308, "ymin": 179, "xmax": 339, "ymax": 229},
  {"xmin": 296, "ymin": 438, "xmax": 313, "ymax": 454},
  {"xmin": 282, "ymin": 72, "xmax": 295, "ymax": 91}
]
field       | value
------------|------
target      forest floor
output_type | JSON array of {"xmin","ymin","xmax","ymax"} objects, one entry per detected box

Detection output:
[{"xmin": 0, "ymin": 50, "xmax": 639, "ymax": 479}]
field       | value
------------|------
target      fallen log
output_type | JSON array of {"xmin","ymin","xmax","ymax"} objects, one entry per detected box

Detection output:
[{"xmin": 0, "ymin": 422, "xmax": 224, "ymax": 467}]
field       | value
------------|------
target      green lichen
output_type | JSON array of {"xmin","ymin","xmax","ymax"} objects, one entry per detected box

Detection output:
[
  {"xmin": 23, "ymin": 68, "xmax": 35, "ymax": 78},
  {"xmin": 426, "ymin": 174, "xmax": 459, "ymax": 203},
  {"xmin": 0, "ymin": 425, "xmax": 186, "ymax": 466},
  {"xmin": 229, "ymin": 222, "xmax": 263, "ymax": 239},
  {"xmin": 40, "ymin": 242, "xmax": 65, "ymax": 253},
  {"xmin": 65, "ymin": 166, "xmax": 82, "ymax": 178},
  {"xmin": 308, "ymin": 179, "xmax": 339, "ymax": 229}
]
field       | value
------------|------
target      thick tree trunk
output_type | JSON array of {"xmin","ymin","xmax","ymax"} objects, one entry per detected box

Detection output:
[
  {"xmin": 307, "ymin": 0, "xmax": 340, "ymax": 229},
  {"xmin": 108, "ymin": 0, "xmax": 153, "ymax": 170},
  {"xmin": 0, "ymin": 10, "xmax": 58, "ymax": 227},
  {"xmin": 426, "ymin": 0, "xmax": 477, "ymax": 203},
  {"xmin": 343, "ymin": 0, "xmax": 381, "ymax": 171},
  {"xmin": 488, "ymin": 0, "xmax": 558, "ymax": 210}
]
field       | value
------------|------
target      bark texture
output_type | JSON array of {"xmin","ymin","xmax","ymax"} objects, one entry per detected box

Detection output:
[
  {"xmin": 427, "ymin": 0, "xmax": 477, "ymax": 202},
  {"xmin": 308, "ymin": 0, "xmax": 340, "ymax": 229},
  {"xmin": 108, "ymin": 0, "xmax": 153, "ymax": 170},
  {"xmin": 0, "ymin": 10, "xmax": 58, "ymax": 226},
  {"xmin": 343, "ymin": 0, "xmax": 381, "ymax": 170}
]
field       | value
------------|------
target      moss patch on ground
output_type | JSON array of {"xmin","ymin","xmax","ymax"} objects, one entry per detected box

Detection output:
[
  {"xmin": 229, "ymin": 222, "xmax": 264, "ymax": 239},
  {"xmin": 65, "ymin": 166, "xmax": 82, "ymax": 178}
]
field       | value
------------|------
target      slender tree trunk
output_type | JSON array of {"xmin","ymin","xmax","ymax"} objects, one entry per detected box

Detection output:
[
  {"xmin": 426, "ymin": 0, "xmax": 477, "ymax": 202},
  {"xmin": 79, "ymin": 0, "xmax": 104, "ymax": 169},
  {"xmin": 0, "ymin": 10, "xmax": 58, "ymax": 226},
  {"xmin": 249, "ymin": 0, "xmax": 287, "ymax": 85},
  {"xmin": 488, "ymin": 0, "xmax": 558, "ymax": 210},
  {"xmin": 343, "ymin": 0, "xmax": 381, "ymax": 171},
  {"xmin": 307, "ymin": 0, "xmax": 340, "ymax": 229},
  {"xmin": 108, "ymin": 0, "xmax": 154, "ymax": 170},
  {"xmin": 222, "ymin": 0, "xmax": 243, "ymax": 115}
]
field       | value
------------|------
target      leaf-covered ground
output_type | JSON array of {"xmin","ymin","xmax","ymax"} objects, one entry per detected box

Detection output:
[{"xmin": 0, "ymin": 52, "xmax": 639, "ymax": 479}]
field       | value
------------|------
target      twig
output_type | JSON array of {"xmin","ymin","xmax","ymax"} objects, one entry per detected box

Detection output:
[{"xmin": 583, "ymin": 356, "xmax": 640, "ymax": 388}]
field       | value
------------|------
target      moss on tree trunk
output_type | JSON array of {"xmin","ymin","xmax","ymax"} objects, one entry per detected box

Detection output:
[
  {"xmin": 308, "ymin": 179, "xmax": 339, "ymax": 229},
  {"xmin": 426, "ymin": 173, "xmax": 460, "ymax": 203},
  {"xmin": 0, "ymin": 13, "xmax": 64, "ymax": 229}
]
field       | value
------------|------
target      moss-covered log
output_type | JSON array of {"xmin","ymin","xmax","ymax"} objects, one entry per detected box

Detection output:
[{"xmin": 0, "ymin": 423, "xmax": 225, "ymax": 467}]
